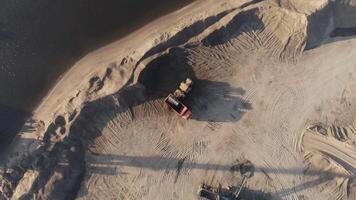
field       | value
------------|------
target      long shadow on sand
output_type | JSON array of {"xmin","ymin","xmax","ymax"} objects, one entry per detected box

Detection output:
[
  {"xmin": 86, "ymin": 154, "xmax": 351, "ymax": 177},
  {"xmin": 8, "ymin": 145, "xmax": 353, "ymax": 199},
  {"xmin": 82, "ymin": 153, "xmax": 352, "ymax": 199},
  {"xmin": 139, "ymin": 9, "xmax": 235, "ymax": 61},
  {"xmin": 139, "ymin": 0, "xmax": 264, "ymax": 62},
  {"xmin": 306, "ymin": 2, "xmax": 356, "ymax": 49},
  {"xmin": 202, "ymin": 7, "xmax": 264, "ymax": 47}
]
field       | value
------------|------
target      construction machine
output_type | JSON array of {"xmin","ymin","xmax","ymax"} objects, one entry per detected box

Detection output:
[
  {"xmin": 164, "ymin": 78, "xmax": 193, "ymax": 119},
  {"xmin": 197, "ymin": 161, "xmax": 254, "ymax": 200}
]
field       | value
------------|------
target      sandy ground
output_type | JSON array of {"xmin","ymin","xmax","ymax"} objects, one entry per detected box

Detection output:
[{"xmin": 1, "ymin": 0, "xmax": 356, "ymax": 199}]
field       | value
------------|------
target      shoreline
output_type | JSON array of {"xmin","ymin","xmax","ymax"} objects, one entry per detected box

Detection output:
[
  {"xmin": 0, "ymin": 0, "xmax": 194, "ymax": 112},
  {"xmin": 0, "ymin": 0, "xmax": 194, "ymax": 145}
]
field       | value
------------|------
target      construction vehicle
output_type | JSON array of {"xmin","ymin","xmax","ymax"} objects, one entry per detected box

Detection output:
[
  {"xmin": 164, "ymin": 78, "xmax": 193, "ymax": 119},
  {"xmin": 197, "ymin": 161, "xmax": 254, "ymax": 200}
]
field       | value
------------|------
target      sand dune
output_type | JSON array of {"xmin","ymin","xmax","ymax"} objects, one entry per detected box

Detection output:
[{"xmin": 1, "ymin": 0, "xmax": 356, "ymax": 199}]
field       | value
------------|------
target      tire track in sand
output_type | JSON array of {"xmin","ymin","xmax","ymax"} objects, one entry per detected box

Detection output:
[{"xmin": 302, "ymin": 130, "xmax": 356, "ymax": 175}]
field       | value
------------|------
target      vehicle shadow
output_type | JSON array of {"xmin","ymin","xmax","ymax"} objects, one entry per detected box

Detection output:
[
  {"xmin": 186, "ymin": 80, "xmax": 251, "ymax": 122},
  {"xmin": 137, "ymin": 47, "xmax": 252, "ymax": 122}
]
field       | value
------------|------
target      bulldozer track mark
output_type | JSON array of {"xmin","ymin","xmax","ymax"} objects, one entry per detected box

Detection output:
[
  {"xmin": 302, "ymin": 128, "xmax": 356, "ymax": 175},
  {"xmin": 267, "ymin": 87, "xmax": 302, "ymax": 128},
  {"xmin": 206, "ymin": 121, "xmax": 223, "ymax": 132},
  {"xmin": 120, "ymin": 174, "xmax": 144, "ymax": 200},
  {"xmin": 156, "ymin": 133, "xmax": 172, "ymax": 153},
  {"xmin": 192, "ymin": 140, "xmax": 209, "ymax": 155},
  {"xmin": 307, "ymin": 123, "xmax": 356, "ymax": 146},
  {"xmin": 244, "ymin": 87, "xmax": 258, "ymax": 105}
]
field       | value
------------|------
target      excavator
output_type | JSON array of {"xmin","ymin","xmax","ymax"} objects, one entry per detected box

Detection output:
[
  {"xmin": 197, "ymin": 161, "xmax": 255, "ymax": 200},
  {"xmin": 164, "ymin": 78, "xmax": 193, "ymax": 119}
]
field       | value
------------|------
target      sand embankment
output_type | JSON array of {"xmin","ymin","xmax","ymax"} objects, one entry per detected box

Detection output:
[
  {"xmin": 1, "ymin": 0, "xmax": 356, "ymax": 199},
  {"xmin": 0, "ymin": 0, "xmax": 192, "ymax": 144}
]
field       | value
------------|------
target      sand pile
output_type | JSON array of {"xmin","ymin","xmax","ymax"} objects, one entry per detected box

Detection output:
[{"xmin": 1, "ymin": 0, "xmax": 356, "ymax": 199}]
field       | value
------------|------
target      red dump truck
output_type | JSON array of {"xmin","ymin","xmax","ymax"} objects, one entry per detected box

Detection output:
[{"xmin": 164, "ymin": 78, "xmax": 193, "ymax": 120}]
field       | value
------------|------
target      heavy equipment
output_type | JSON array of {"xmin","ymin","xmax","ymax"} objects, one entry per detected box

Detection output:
[
  {"xmin": 197, "ymin": 161, "xmax": 254, "ymax": 200},
  {"xmin": 164, "ymin": 78, "xmax": 193, "ymax": 119}
]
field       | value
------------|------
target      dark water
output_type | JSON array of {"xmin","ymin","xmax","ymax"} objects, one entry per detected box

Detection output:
[
  {"xmin": 0, "ymin": 105, "xmax": 29, "ymax": 145},
  {"xmin": 0, "ymin": 0, "xmax": 193, "ymax": 142}
]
